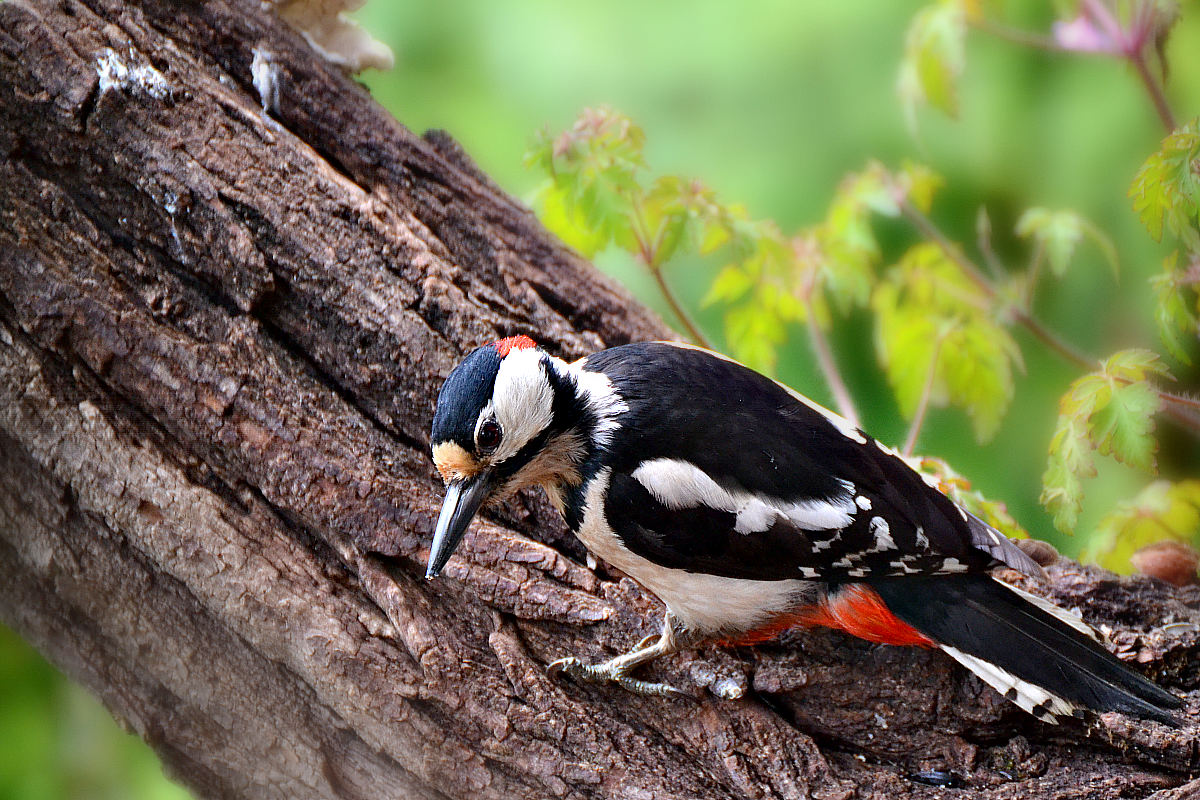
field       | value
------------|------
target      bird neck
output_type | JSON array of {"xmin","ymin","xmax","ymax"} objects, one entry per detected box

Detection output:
[
  {"xmin": 552, "ymin": 355, "xmax": 628, "ymax": 452},
  {"xmin": 522, "ymin": 356, "xmax": 625, "ymax": 510}
]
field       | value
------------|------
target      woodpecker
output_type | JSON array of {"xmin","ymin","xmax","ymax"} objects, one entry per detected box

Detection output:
[{"xmin": 427, "ymin": 336, "xmax": 1181, "ymax": 724}]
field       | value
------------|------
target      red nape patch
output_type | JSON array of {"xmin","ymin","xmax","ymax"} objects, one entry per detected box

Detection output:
[
  {"xmin": 722, "ymin": 585, "xmax": 936, "ymax": 648},
  {"xmin": 493, "ymin": 335, "xmax": 537, "ymax": 357}
]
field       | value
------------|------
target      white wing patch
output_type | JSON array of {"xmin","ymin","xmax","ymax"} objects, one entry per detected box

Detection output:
[
  {"xmin": 869, "ymin": 516, "xmax": 895, "ymax": 550},
  {"xmin": 631, "ymin": 458, "xmax": 857, "ymax": 532},
  {"xmin": 940, "ymin": 646, "xmax": 1077, "ymax": 723}
]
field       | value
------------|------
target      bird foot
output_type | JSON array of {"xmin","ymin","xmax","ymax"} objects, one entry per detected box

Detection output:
[{"xmin": 547, "ymin": 655, "xmax": 690, "ymax": 699}]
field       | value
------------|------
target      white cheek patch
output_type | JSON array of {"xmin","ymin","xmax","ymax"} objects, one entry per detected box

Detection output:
[
  {"xmin": 631, "ymin": 458, "xmax": 857, "ymax": 533},
  {"xmin": 488, "ymin": 348, "xmax": 555, "ymax": 462}
]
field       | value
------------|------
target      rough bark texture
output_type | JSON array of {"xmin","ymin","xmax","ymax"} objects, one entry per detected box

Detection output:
[{"xmin": 1, "ymin": 1, "xmax": 1198, "ymax": 798}]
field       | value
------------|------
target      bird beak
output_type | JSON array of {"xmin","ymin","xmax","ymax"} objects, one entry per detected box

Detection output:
[{"xmin": 427, "ymin": 470, "xmax": 494, "ymax": 578}]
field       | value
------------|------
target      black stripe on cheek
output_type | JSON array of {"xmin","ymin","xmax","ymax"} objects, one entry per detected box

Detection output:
[{"xmin": 491, "ymin": 422, "xmax": 562, "ymax": 490}]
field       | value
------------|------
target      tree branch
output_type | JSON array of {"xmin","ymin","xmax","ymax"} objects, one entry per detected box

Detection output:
[{"xmin": 0, "ymin": 1, "xmax": 1197, "ymax": 798}]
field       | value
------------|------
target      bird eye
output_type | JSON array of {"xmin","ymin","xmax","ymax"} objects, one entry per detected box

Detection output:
[{"xmin": 476, "ymin": 418, "xmax": 502, "ymax": 453}]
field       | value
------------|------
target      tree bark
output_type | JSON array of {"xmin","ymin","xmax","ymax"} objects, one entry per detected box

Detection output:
[{"xmin": 0, "ymin": 1, "xmax": 1197, "ymax": 797}]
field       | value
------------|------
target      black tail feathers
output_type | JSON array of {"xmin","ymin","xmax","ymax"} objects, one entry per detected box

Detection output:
[{"xmin": 871, "ymin": 574, "xmax": 1183, "ymax": 725}]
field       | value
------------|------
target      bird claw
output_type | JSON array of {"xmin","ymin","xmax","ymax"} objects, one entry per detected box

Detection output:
[
  {"xmin": 546, "ymin": 656, "xmax": 691, "ymax": 700},
  {"xmin": 632, "ymin": 634, "xmax": 659, "ymax": 652}
]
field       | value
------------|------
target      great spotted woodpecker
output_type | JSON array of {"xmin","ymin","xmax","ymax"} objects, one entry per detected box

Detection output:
[{"xmin": 427, "ymin": 336, "xmax": 1181, "ymax": 724}]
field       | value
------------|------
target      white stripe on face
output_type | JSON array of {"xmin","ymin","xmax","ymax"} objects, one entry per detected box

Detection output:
[{"xmin": 488, "ymin": 347, "xmax": 555, "ymax": 463}]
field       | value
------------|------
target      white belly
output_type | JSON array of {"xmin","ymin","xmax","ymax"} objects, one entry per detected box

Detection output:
[{"xmin": 575, "ymin": 469, "xmax": 814, "ymax": 636}]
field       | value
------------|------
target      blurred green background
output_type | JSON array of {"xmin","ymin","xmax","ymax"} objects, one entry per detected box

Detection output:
[{"xmin": 4, "ymin": 2, "xmax": 1197, "ymax": 797}]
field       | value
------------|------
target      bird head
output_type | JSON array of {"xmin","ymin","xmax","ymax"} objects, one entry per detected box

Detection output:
[{"xmin": 427, "ymin": 336, "xmax": 585, "ymax": 578}]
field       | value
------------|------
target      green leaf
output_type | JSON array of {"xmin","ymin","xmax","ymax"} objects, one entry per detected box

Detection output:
[
  {"xmin": 524, "ymin": 108, "xmax": 649, "ymax": 256},
  {"xmin": 873, "ymin": 294, "xmax": 941, "ymax": 418},
  {"xmin": 724, "ymin": 303, "xmax": 786, "ymax": 374},
  {"xmin": 699, "ymin": 220, "xmax": 733, "ymax": 255},
  {"xmin": 1089, "ymin": 381, "xmax": 1161, "ymax": 471},
  {"xmin": 846, "ymin": 162, "xmax": 901, "ymax": 217},
  {"xmin": 898, "ymin": 0, "xmax": 967, "ymax": 129},
  {"xmin": 1041, "ymin": 414, "xmax": 1093, "ymax": 533},
  {"xmin": 1129, "ymin": 119, "xmax": 1200, "ymax": 249},
  {"xmin": 1088, "ymin": 480, "xmax": 1200, "ymax": 573},
  {"xmin": 941, "ymin": 320, "xmax": 1021, "ymax": 441},
  {"xmin": 528, "ymin": 182, "xmax": 609, "ymax": 257},
  {"xmin": 1039, "ymin": 350, "xmax": 1170, "ymax": 532},
  {"xmin": 898, "ymin": 160, "xmax": 943, "ymax": 213},
  {"xmin": 1015, "ymin": 207, "xmax": 1117, "ymax": 278},
  {"xmin": 703, "ymin": 266, "xmax": 754, "ymax": 306},
  {"xmin": 1102, "ymin": 347, "xmax": 1169, "ymax": 382},
  {"xmin": 1151, "ymin": 252, "xmax": 1198, "ymax": 364},
  {"xmin": 820, "ymin": 168, "xmax": 886, "ymax": 310},
  {"xmin": 872, "ymin": 243, "xmax": 1019, "ymax": 442}
]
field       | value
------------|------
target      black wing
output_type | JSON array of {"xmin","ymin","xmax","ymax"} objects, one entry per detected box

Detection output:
[{"xmin": 583, "ymin": 342, "xmax": 1041, "ymax": 582}]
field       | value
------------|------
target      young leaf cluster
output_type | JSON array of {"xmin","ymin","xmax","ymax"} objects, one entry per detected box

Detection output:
[
  {"xmin": 898, "ymin": 0, "xmax": 967, "ymax": 132},
  {"xmin": 873, "ymin": 242, "xmax": 1021, "ymax": 443},
  {"xmin": 1042, "ymin": 350, "xmax": 1168, "ymax": 533},
  {"xmin": 1130, "ymin": 120, "xmax": 1200, "ymax": 362},
  {"xmin": 901, "ymin": 0, "xmax": 1198, "ymax": 557},
  {"xmin": 527, "ymin": 107, "xmax": 754, "ymax": 351},
  {"xmin": 1015, "ymin": 207, "xmax": 1118, "ymax": 283}
]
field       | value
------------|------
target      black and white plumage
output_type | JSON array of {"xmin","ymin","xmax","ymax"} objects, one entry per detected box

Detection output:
[{"xmin": 427, "ymin": 337, "xmax": 1181, "ymax": 724}]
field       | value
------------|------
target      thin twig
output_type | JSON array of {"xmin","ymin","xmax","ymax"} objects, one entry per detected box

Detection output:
[
  {"xmin": 805, "ymin": 309, "xmax": 861, "ymax": 429},
  {"xmin": 969, "ymin": 18, "xmax": 1070, "ymax": 53},
  {"xmin": 976, "ymin": 0, "xmax": 1176, "ymax": 131},
  {"xmin": 899, "ymin": 197, "xmax": 996, "ymax": 296},
  {"xmin": 975, "ymin": 207, "xmax": 1007, "ymax": 282},
  {"xmin": 898, "ymin": 197, "xmax": 1098, "ymax": 371},
  {"xmin": 1157, "ymin": 388, "xmax": 1200, "ymax": 412},
  {"xmin": 648, "ymin": 265, "xmax": 713, "ymax": 348},
  {"xmin": 903, "ymin": 334, "xmax": 945, "ymax": 456},
  {"xmin": 1010, "ymin": 308, "xmax": 1096, "ymax": 370},
  {"xmin": 1129, "ymin": 49, "xmax": 1177, "ymax": 131},
  {"xmin": 627, "ymin": 194, "xmax": 714, "ymax": 348},
  {"xmin": 798, "ymin": 262, "xmax": 861, "ymax": 427},
  {"xmin": 1077, "ymin": 0, "xmax": 1176, "ymax": 130}
]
